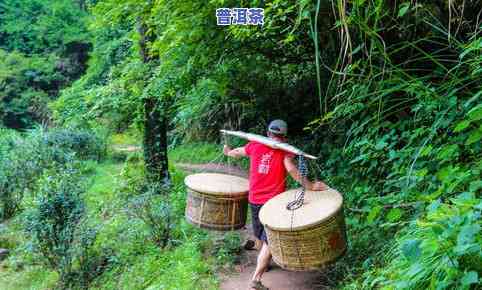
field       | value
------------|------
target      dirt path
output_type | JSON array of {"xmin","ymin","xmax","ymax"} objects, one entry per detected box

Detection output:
[
  {"xmin": 218, "ymin": 225, "xmax": 329, "ymax": 290},
  {"xmin": 111, "ymin": 144, "xmax": 141, "ymax": 153},
  {"xmin": 175, "ymin": 163, "xmax": 332, "ymax": 290}
]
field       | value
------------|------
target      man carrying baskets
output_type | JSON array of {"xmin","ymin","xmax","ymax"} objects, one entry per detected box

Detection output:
[{"xmin": 223, "ymin": 120, "xmax": 328, "ymax": 290}]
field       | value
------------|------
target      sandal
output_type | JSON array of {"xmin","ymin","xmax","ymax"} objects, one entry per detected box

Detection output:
[{"xmin": 249, "ymin": 280, "xmax": 269, "ymax": 290}]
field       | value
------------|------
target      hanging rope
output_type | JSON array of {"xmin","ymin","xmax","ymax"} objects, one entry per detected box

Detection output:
[
  {"xmin": 224, "ymin": 104, "xmax": 234, "ymax": 174},
  {"xmin": 286, "ymin": 154, "xmax": 308, "ymax": 269},
  {"xmin": 286, "ymin": 155, "xmax": 308, "ymax": 211}
]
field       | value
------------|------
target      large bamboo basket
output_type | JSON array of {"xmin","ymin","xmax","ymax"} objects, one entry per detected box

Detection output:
[
  {"xmin": 184, "ymin": 173, "xmax": 249, "ymax": 231},
  {"xmin": 259, "ymin": 188, "xmax": 347, "ymax": 271}
]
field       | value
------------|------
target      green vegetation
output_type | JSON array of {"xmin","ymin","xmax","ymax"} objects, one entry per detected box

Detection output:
[
  {"xmin": 0, "ymin": 134, "xmax": 222, "ymax": 289},
  {"xmin": 1, "ymin": 0, "xmax": 481, "ymax": 289},
  {"xmin": 0, "ymin": 127, "xmax": 104, "ymax": 220},
  {"xmin": 379, "ymin": 193, "xmax": 480, "ymax": 289},
  {"xmin": 0, "ymin": 0, "xmax": 90, "ymax": 129}
]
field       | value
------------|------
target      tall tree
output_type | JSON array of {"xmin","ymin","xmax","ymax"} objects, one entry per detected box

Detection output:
[
  {"xmin": 136, "ymin": 8, "xmax": 169, "ymax": 185},
  {"xmin": 142, "ymin": 97, "xmax": 169, "ymax": 185}
]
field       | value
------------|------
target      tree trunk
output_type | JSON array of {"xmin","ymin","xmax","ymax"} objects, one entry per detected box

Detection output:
[
  {"xmin": 143, "ymin": 97, "xmax": 170, "ymax": 185},
  {"xmin": 137, "ymin": 16, "xmax": 151, "ymax": 63},
  {"xmin": 137, "ymin": 17, "xmax": 170, "ymax": 186}
]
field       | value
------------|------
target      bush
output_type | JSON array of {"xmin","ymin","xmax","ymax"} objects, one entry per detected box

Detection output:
[
  {"xmin": 25, "ymin": 169, "xmax": 112, "ymax": 289},
  {"xmin": 363, "ymin": 193, "xmax": 481, "ymax": 290},
  {"xmin": 0, "ymin": 127, "xmax": 106, "ymax": 220},
  {"xmin": 71, "ymin": 227, "xmax": 113, "ymax": 290},
  {"xmin": 118, "ymin": 154, "xmax": 147, "ymax": 199},
  {"xmin": 42, "ymin": 127, "xmax": 107, "ymax": 161},
  {"xmin": 127, "ymin": 184, "xmax": 175, "ymax": 248},
  {"xmin": 211, "ymin": 232, "xmax": 242, "ymax": 267},
  {"xmin": 25, "ymin": 170, "xmax": 85, "ymax": 284},
  {"xmin": 0, "ymin": 128, "xmax": 20, "ymax": 156},
  {"xmin": 121, "ymin": 154, "xmax": 176, "ymax": 248},
  {"xmin": 0, "ymin": 130, "xmax": 73, "ymax": 220}
]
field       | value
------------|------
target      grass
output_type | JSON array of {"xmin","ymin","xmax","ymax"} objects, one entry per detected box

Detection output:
[
  {"xmin": 169, "ymin": 142, "xmax": 249, "ymax": 170},
  {"xmin": 91, "ymin": 242, "xmax": 218, "ymax": 290},
  {"xmin": 110, "ymin": 127, "xmax": 141, "ymax": 147},
  {"xmin": 84, "ymin": 160, "xmax": 125, "ymax": 216},
  {"xmin": 0, "ymin": 132, "xmax": 260, "ymax": 290},
  {"xmin": 0, "ymin": 267, "xmax": 58, "ymax": 290},
  {"xmin": 109, "ymin": 132, "xmax": 249, "ymax": 169},
  {"xmin": 0, "ymin": 137, "xmax": 230, "ymax": 290},
  {"xmin": 0, "ymin": 215, "xmax": 58, "ymax": 290},
  {"xmin": 170, "ymin": 142, "xmax": 225, "ymax": 164}
]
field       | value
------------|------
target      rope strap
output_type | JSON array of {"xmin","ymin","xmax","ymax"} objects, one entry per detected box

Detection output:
[{"xmin": 286, "ymin": 155, "xmax": 307, "ymax": 211}]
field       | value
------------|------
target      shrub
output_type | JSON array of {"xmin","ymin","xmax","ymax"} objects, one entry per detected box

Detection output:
[
  {"xmin": 361, "ymin": 193, "xmax": 481, "ymax": 290},
  {"xmin": 0, "ymin": 157, "xmax": 26, "ymax": 220},
  {"xmin": 118, "ymin": 154, "xmax": 147, "ymax": 199},
  {"xmin": 127, "ymin": 183, "xmax": 175, "ymax": 248},
  {"xmin": 0, "ymin": 130, "xmax": 74, "ymax": 220},
  {"xmin": 0, "ymin": 133, "xmax": 52, "ymax": 220},
  {"xmin": 41, "ymin": 128, "xmax": 106, "ymax": 161},
  {"xmin": 0, "ymin": 128, "xmax": 20, "ymax": 156},
  {"xmin": 70, "ymin": 227, "xmax": 113, "ymax": 290},
  {"xmin": 25, "ymin": 170, "xmax": 85, "ymax": 283},
  {"xmin": 24, "ymin": 169, "xmax": 112, "ymax": 289},
  {"xmin": 212, "ymin": 232, "xmax": 242, "ymax": 267},
  {"xmin": 0, "ymin": 127, "xmax": 106, "ymax": 220}
]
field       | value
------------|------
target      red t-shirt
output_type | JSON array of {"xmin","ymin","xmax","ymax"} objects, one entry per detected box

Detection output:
[{"xmin": 245, "ymin": 141, "xmax": 293, "ymax": 205}]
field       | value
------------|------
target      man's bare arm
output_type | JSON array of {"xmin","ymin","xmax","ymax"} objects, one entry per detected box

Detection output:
[
  {"xmin": 284, "ymin": 156, "xmax": 328, "ymax": 191},
  {"xmin": 223, "ymin": 145, "xmax": 247, "ymax": 158}
]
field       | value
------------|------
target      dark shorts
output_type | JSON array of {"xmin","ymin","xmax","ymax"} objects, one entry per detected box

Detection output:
[{"xmin": 250, "ymin": 203, "xmax": 268, "ymax": 243}]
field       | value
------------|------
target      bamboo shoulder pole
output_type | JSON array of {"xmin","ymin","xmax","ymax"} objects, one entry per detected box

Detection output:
[{"xmin": 220, "ymin": 130, "xmax": 318, "ymax": 160}]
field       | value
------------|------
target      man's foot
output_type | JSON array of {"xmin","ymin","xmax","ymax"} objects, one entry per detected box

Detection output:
[{"xmin": 249, "ymin": 280, "xmax": 269, "ymax": 290}]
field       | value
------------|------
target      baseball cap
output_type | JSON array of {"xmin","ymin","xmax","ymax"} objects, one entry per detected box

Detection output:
[{"xmin": 268, "ymin": 119, "xmax": 288, "ymax": 136}]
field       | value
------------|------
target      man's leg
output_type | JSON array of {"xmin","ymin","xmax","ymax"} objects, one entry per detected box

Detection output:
[
  {"xmin": 248, "ymin": 203, "xmax": 271, "ymax": 289},
  {"xmin": 248, "ymin": 204, "xmax": 264, "ymax": 251},
  {"xmin": 255, "ymin": 238, "xmax": 263, "ymax": 250},
  {"xmin": 251, "ymin": 242, "xmax": 271, "ymax": 282}
]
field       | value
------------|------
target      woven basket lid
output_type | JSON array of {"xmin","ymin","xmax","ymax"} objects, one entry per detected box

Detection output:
[
  {"xmin": 184, "ymin": 173, "xmax": 249, "ymax": 197},
  {"xmin": 259, "ymin": 188, "xmax": 343, "ymax": 231}
]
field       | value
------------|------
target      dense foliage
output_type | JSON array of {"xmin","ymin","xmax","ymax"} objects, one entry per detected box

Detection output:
[
  {"xmin": 0, "ymin": 0, "xmax": 90, "ymax": 129},
  {"xmin": 307, "ymin": 3, "xmax": 482, "ymax": 288},
  {"xmin": 379, "ymin": 193, "xmax": 481, "ymax": 289},
  {"xmin": 0, "ymin": 129, "xmax": 224, "ymax": 289},
  {"xmin": 26, "ymin": 170, "xmax": 88, "ymax": 287},
  {"xmin": 0, "ymin": 0, "xmax": 480, "ymax": 289},
  {"xmin": 0, "ymin": 127, "xmax": 104, "ymax": 220}
]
